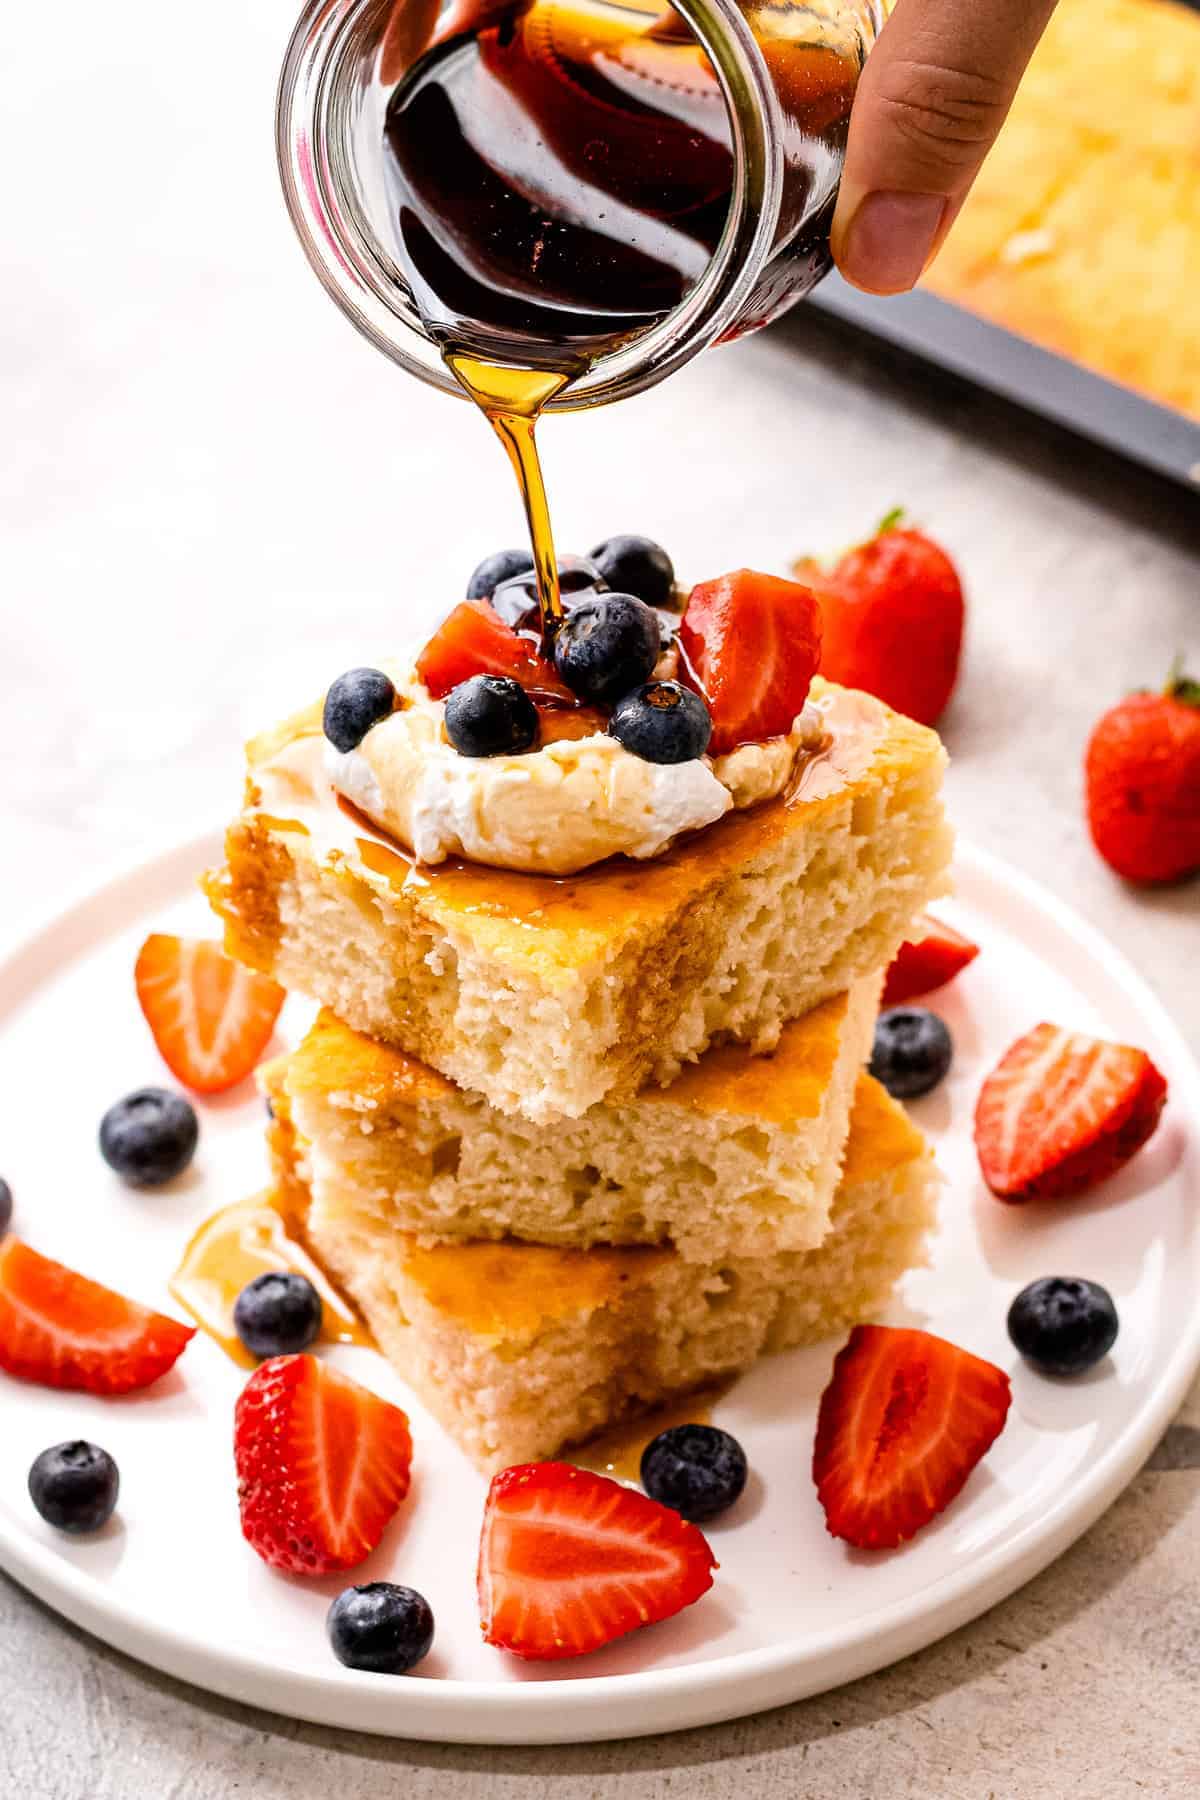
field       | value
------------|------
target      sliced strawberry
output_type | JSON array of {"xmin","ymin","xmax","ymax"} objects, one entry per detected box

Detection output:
[
  {"xmin": 0, "ymin": 1237, "xmax": 194, "ymax": 1394},
  {"xmin": 234, "ymin": 1354, "xmax": 413, "ymax": 1576},
  {"xmin": 974, "ymin": 1022, "xmax": 1167, "ymax": 1203},
  {"xmin": 416, "ymin": 599, "xmax": 572, "ymax": 702},
  {"xmin": 478, "ymin": 1461, "xmax": 716, "ymax": 1660},
  {"xmin": 679, "ymin": 570, "xmax": 822, "ymax": 755},
  {"xmin": 813, "ymin": 1324, "xmax": 1011, "ymax": 1550},
  {"xmin": 883, "ymin": 913, "xmax": 980, "ymax": 1006},
  {"xmin": 135, "ymin": 935, "xmax": 286, "ymax": 1095}
]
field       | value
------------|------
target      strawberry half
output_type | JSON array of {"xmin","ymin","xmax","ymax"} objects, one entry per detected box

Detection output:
[
  {"xmin": 974, "ymin": 1022, "xmax": 1168, "ymax": 1203},
  {"xmin": 813, "ymin": 1324, "xmax": 1011, "ymax": 1550},
  {"xmin": 135, "ymin": 934, "xmax": 286, "ymax": 1095},
  {"xmin": 679, "ymin": 570, "xmax": 823, "ymax": 755},
  {"xmin": 415, "ymin": 599, "xmax": 571, "ymax": 702},
  {"xmin": 0, "ymin": 1237, "xmax": 194, "ymax": 1394},
  {"xmin": 883, "ymin": 913, "xmax": 980, "ymax": 1006},
  {"xmin": 477, "ymin": 1461, "xmax": 716, "ymax": 1660},
  {"xmin": 234, "ymin": 1354, "xmax": 413, "ymax": 1576}
]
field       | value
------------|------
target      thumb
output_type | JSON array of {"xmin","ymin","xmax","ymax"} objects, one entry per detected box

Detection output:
[{"xmin": 831, "ymin": 0, "xmax": 1058, "ymax": 295}]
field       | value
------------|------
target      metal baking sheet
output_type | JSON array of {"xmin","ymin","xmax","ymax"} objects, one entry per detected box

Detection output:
[{"xmin": 803, "ymin": 275, "xmax": 1200, "ymax": 496}]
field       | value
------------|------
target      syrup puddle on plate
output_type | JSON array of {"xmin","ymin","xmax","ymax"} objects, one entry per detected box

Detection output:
[
  {"xmin": 569, "ymin": 1386, "xmax": 730, "ymax": 1482},
  {"xmin": 170, "ymin": 1191, "xmax": 371, "ymax": 1368}
]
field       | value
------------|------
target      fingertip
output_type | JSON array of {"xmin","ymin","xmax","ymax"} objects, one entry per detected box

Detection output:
[{"xmin": 831, "ymin": 190, "xmax": 947, "ymax": 296}]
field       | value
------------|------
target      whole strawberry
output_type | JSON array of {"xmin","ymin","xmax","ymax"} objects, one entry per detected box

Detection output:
[
  {"xmin": 1085, "ymin": 664, "xmax": 1200, "ymax": 884},
  {"xmin": 795, "ymin": 510, "xmax": 964, "ymax": 726}
]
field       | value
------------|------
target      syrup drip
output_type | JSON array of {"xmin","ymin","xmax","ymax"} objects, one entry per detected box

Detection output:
[
  {"xmin": 569, "ymin": 1387, "xmax": 728, "ymax": 1482},
  {"xmin": 170, "ymin": 1191, "xmax": 372, "ymax": 1368},
  {"xmin": 334, "ymin": 791, "xmax": 421, "ymax": 885},
  {"xmin": 535, "ymin": 703, "xmax": 609, "ymax": 744}
]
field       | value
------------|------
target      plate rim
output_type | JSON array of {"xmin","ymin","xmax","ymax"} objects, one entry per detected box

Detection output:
[{"xmin": 1, "ymin": 826, "xmax": 1197, "ymax": 1744}]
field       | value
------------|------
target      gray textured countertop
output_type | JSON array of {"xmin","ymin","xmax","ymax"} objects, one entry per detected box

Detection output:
[{"xmin": 2, "ymin": 0, "xmax": 1198, "ymax": 1792}]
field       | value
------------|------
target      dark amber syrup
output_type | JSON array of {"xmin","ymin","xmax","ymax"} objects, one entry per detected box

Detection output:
[{"xmin": 381, "ymin": 0, "xmax": 856, "ymax": 641}]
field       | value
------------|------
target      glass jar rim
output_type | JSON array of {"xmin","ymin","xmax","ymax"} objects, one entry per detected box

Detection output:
[{"xmin": 276, "ymin": 0, "xmax": 788, "ymax": 411}]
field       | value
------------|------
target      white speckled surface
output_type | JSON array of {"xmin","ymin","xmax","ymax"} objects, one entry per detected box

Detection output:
[{"xmin": 2, "ymin": 0, "xmax": 1199, "ymax": 1792}]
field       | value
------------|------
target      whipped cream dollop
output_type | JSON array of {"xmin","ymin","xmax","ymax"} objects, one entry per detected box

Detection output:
[{"xmin": 322, "ymin": 662, "xmax": 829, "ymax": 876}]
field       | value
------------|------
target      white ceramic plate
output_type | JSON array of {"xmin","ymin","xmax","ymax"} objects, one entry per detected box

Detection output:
[{"xmin": 0, "ymin": 833, "xmax": 1196, "ymax": 1744}]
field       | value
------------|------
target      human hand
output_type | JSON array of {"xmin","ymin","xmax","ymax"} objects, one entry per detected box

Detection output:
[{"xmin": 832, "ymin": 0, "xmax": 1059, "ymax": 294}]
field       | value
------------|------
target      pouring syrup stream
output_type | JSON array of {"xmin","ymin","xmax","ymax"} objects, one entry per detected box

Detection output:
[{"xmin": 446, "ymin": 353, "xmax": 568, "ymax": 635}]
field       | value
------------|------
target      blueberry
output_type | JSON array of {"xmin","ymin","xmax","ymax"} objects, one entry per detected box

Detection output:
[
  {"xmin": 491, "ymin": 554, "xmax": 608, "ymax": 629},
  {"xmin": 444, "ymin": 674, "xmax": 538, "ymax": 757},
  {"xmin": 466, "ymin": 547, "xmax": 533, "ymax": 601},
  {"xmin": 233, "ymin": 1271, "xmax": 323, "ymax": 1358},
  {"xmin": 0, "ymin": 1178, "xmax": 11, "ymax": 1237},
  {"xmin": 640, "ymin": 1423, "xmax": 747, "ymax": 1522},
  {"xmin": 609, "ymin": 681, "xmax": 712, "ymax": 764},
  {"xmin": 99, "ymin": 1087, "xmax": 198, "ymax": 1187},
  {"xmin": 1008, "ymin": 1277, "xmax": 1119, "ymax": 1376},
  {"xmin": 323, "ymin": 668, "xmax": 396, "ymax": 754},
  {"xmin": 554, "ymin": 594, "xmax": 662, "ymax": 703},
  {"xmin": 869, "ymin": 1007, "xmax": 953, "ymax": 1099},
  {"xmin": 589, "ymin": 535, "xmax": 676, "ymax": 611},
  {"xmin": 327, "ymin": 1582, "xmax": 435, "ymax": 1674},
  {"xmin": 29, "ymin": 1441, "xmax": 119, "ymax": 1534}
]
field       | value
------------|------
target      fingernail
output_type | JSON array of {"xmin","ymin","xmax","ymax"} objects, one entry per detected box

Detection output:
[{"xmin": 836, "ymin": 191, "xmax": 947, "ymax": 295}]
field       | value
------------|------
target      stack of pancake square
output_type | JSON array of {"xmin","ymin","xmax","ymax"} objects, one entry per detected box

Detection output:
[{"xmin": 209, "ymin": 679, "xmax": 952, "ymax": 1470}]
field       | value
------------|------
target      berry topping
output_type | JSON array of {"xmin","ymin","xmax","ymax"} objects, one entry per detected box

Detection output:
[
  {"xmin": 234, "ymin": 1354, "xmax": 413, "ymax": 1575},
  {"xmin": 588, "ymin": 534, "xmax": 676, "ymax": 610},
  {"xmin": 0, "ymin": 1178, "xmax": 12, "ymax": 1238},
  {"xmin": 416, "ymin": 599, "xmax": 571, "ymax": 702},
  {"xmin": 29, "ymin": 1441, "xmax": 120, "ymax": 1534},
  {"xmin": 327, "ymin": 1582, "xmax": 435, "ymax": 1675},
  {"xmin": 466, "ymin": 547, "xmax": 534, "ymax": 601},
  {"xmin": 553, "ymin": 593, "xmax": 661, "ymax": 703},
  {"xmin": 795, "ymin": 512, "xmax": 964, "ymax": 726},
  {"xmin": 0, "ymin": 1237, "xmax": 194, "ymax": 1394},
  {"xmin": 640, "ymin": 1423, "xmax": 748, "ymax": 1523},
  {"xmin": 975, "ymin": 1023, "xmax": 1167, "ymax": 1203},
  {"xmin": 99, "ymin": 1087, "xmax": 199, "ymax": 1187},
  {"xmin": 444, "ymin": 674, "xmax": 540, "ymax": 757},
  {"xmin": 322, "ymin": 668, "xmax": 397, "ymax": 754},
  {"xmin": 478, "ymin": 1461, "xmax": 716, "ymax": 1660},
  {"xmin": 812, "ymin": 1324, "xmax": 1011, "ymax": 1549},
  {"xmin": 653, "ymin": 607, "xmax": 680, "ymax": 650},
  {"xmin": 135, "ymin": 935, "xmax": 286, "ymax": 1096},
  {"xmin": 883, "ymin": 913, "xmax": 980, "ymax": 1006},
  {"xmin": 609, "ymin": 681, "xmax": 712, "ymax": 764},
  {"xmin": 1084, "ymin": 666, "xmax": 1200, "ymax": 885},
  {"xmin": 1008, "ymin": 1277, "xmax": 1119, "ymax": 1376},
  {"xmin": 869, "ymin": 1007, "xmax": 953, "ymax": 1099},
  {"xmin": 679, "ymin": 570, "xmax": 822, "ymax": 755},
  {"xmin": 491, "ymin": 554, "xmax": 608, "ymax": 629},
  {"xmin": 233, "ymin": 1271, "xmax": 323, "ymax": 1359}
]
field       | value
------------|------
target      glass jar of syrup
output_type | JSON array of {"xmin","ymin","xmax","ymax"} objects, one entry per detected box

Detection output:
[{"xmin": 278, "ymin": 0, "xmax": 882, "ymax": 410}]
